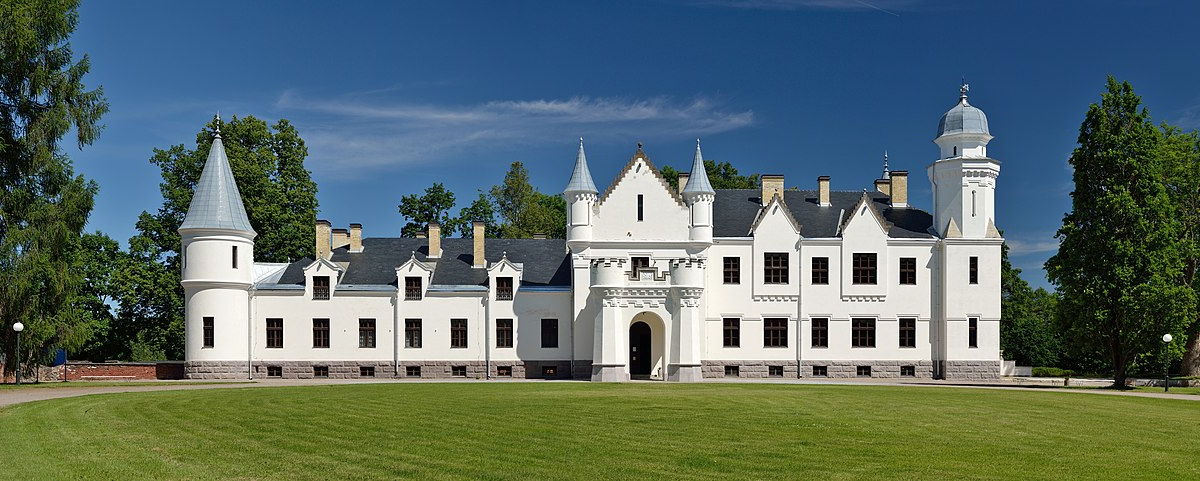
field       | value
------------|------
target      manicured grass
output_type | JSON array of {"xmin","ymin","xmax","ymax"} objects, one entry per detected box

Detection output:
[
  {"xmin": 0, "ymin": 380, "xmax": 248, "ymax": 390},
  {"xmin": 1, "ymin": 383, "xmax": 1197, "ymax": 480}
]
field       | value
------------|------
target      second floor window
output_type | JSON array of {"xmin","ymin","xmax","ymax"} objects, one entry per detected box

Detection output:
[
  {"xmin": 899, "ymin": 257, "xmax": 916, "ymax": 285},
  {"xmin": 451, "ymin": 319, "xmax": 468, "ymax": 348},
  {"xmin": 405, "ymin": 277, "xmax": 422, "ymax": 300},
  {"xmin": 811, "ymin": 257, "xmax": 829, "ymax": 285},
  {"xmin": 313, "ymin": 318, "xmax": 330, "ymax": 348},
  {"xmin": 764, "ymin": 253, "xmax": 788, "ymax": 284},
  {"xmin": 313, "ymin": 276, "xmax": 330, "ymax": 300},
  {"xmin": 852, "ymin": 253, "xmax": 877, "ymax": 285},
  {"xmin": 496, "ymin": 277, "xmax": 514, "ymax": 300},
  {"xmin": 266, "ymin": 318, "xmax": 283, "ymax": 348},
  {"xmin": 496, "ymin": 319, "xmax": 513, "ymax": 348},
  {"xmin": 723, "ymin": 257, "xmax": 740, "ymax": 284}
]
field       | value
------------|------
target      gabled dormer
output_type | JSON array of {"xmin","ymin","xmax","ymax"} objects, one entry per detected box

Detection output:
[
  {"xmin": 593, "ymin": 145, "xmax": 689, "ymax": 242},
  {"xmin": 303, "ymin": 257, "xmax": 344, "ymax": 300},
  {"xmin": 487, "ymin": 252, "xmax": 524, "ymax": 301},
  {"xmin": 396, "ymin": 252, "xmax": 433, "ymax": 301},
  {"xmin": 840, "ymin": 193, "xmax": 890, "ymax": 298},
  {"xmin": 750, "ymin": 194, "xmax": 801, "ymax": 299}
]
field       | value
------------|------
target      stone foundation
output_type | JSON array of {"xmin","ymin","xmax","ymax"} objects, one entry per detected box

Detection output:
[
  {"xmin": 185, "ymin": 361, "xmax": 253, "ymax": 380},
  {"xmin": 702, "ymin": 360, "xmax": 937, "ymax": 379},
  {"xmin": 571, "ymin": 360, "xmax": 592, "ymax": 380},
  {"xmin": 943, "ymin": 360, "xmax": 1001, "ymax": 380},
  {"xmin": 702, "ymin": 360, "xmax": 799, "ymax": 378},
  {"xmin": 187, "ymin": 360, "xmax": 580, "ymax": 380}
]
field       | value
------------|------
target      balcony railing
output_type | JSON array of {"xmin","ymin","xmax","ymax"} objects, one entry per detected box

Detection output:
[{"xmin": 313, "ymin": 287, "xmax": 330, "ymax": 300}]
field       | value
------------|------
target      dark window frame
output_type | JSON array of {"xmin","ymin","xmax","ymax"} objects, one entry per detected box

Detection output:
[
  {"xmin": 637, "ymin": 194, "xmax": 644, "ymax": 221},
  {"xmin": 541, "ymin": 318, "xmax": 559, "ymax": 348},
  {"xmin": 496, "ymin": 277, "xmax": 514, "ymax": 301},
  {"xmin": 313, "ymin": 276, "xmax": 330, "ymax": 300},
  {"xmin": 811, "ymin": 318, "xmax": 828, "ymax": 348},
  {"xmin": 451, "ymin": 366, "xmax": 467, "ymax": 377},
  {"xmin": 723, "ymin": 318, "xmax": 740, "ymax": 348},
  {"xmin": 852, "ymin": 253, "xmax": 877, "ymax": 285},
  {"xmin": 496, "ymin": 365, "xmax": 512, "ymax": 377},
  {"xmin": 857, "ymin": 365, "xmax": 872, "ymax": 377},
  {"xmin": 723, "ymin": 257, "xmax": 741, "ymax": 284},
  {"xmin": 450, "ymin": 318, "xmax": 468, "ymax": 349},
  {"xmin": 812, "ymin": 365, "xmax": 828, "ymax": 377},
  {"xmin": 360, "ymin": 366, "xmax": 375, "ymax": 377},
  {"xmin": 203, "ymin": 317, "xmax": 214, "ymax": 348},
  {"xmin": 232, "ymin": 245, "xmax": 238, "ymax": 269},
  {"xmin": 899, "ymin": 318, "xmax": 916, "ymax": 348},
  {"xmin": 764, "ymin": 253, "xmax": 789, "ymax": 284},
  {"xmin": 901, "ymin": 365, "xmax": 916, "ymax": 377},
  {"xmin": 969, "ymin": 317, "xmax": 979, "ymax": 348},
  {"xmin": 405, "ymin": 276, "xmax": 422, "ymax": 300},
  {"xmin": 406, "ymin": 365, "xmax": 421, "ymax": 377},
  {"xmin": 724, "ymin": 365, "xmax": 739, "ymax": 377},
  {"xmin": 313, "ymin": 366, "xmax": 329, "ymax": 378},
  {"xmin": 899, "ymin": 257, "xmax": 916, "ymax": 285},
  {"xmin": 267, "ymin": 366, "xmax": 282, "ymax": 377},
  {"xmin": 852, "ymin": 318, "xmax": 876, "ymax": 348},
  {"xmin": 764, "ymin": 317, "xmax": 788, "ymax": 348},
  {"xmin": 768, "ymin": 365, "xmax": 784, "ymax": 377},
  {"xmin": 811, "ymin": 257, "xmax": 829, "ymax": 285},
  {"xmin": 313, "ymin": 318, "xmax": 330, "ymax": 348},
  {"xmin": 969, "ymin": 257, "xmax": 979, "ymax": 285},
  {"xmin": 404, "ymin": 319, "xmax": 422, "ymax": 348},
  {"xmin": 266, "ymin": 318, "xmax": 283, "ymax": 349},
  {"xmin": 359, "ymin": 318, "xmax": 376, "ymax": 349},
  {"xmin": 496, "ymin": 319, "xmax": 513, "ymax": 348}
]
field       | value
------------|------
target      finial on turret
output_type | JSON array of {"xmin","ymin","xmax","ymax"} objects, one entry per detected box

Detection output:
[
  {"xmin": 214, "ymin": 111, "xmax": 222, "ymax": 139},
  {"xmin": 696, "ymin": 138, "xmax": 701, "ymax": 148},
  {"xmin": 959, "ymin": 80, "xmax": 970, "ymax": 103},
  {"xmin": 882, "ymin": 150, "xmax": 890, "ymax": 178}
]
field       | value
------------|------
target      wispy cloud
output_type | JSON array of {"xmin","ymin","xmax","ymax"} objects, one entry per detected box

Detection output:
[
  {"xmin": 691, "ymin": 0, "xmax": 919, "ymax": 15},
  {"xmin": 277, "ymin": 91, "xmax": 756, "ymax": 174},
  {"xmin": 1006, "ymin": 237, "xmax": 1059, "ymax": 255},
  {"xmin": 1177, "ymin": 97, "xmax": 1200, "ymax": 129}
]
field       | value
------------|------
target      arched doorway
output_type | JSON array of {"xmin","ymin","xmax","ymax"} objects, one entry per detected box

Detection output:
[{"xmin": 629, "ymin": 321, "xmax": 652, "ymax": 377}]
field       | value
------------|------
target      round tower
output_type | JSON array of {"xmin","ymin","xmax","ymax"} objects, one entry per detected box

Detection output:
[
  {"xmin": 681, "ymin": 139, "xmax": 715, "ymax": 244},
  {"xmin": 564, "ymin": 138, "xmax": 598, "ymax": 246},
  {"xmin": 928, "ymin": 84, "xmax": 1001, "ymax": 238},
  {"xmin": 179, "ymin": 117, "xmax": 257, "ymax": 379}
]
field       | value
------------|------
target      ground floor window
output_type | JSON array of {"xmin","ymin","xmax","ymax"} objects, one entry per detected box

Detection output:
[
  {"xmin": 267, "ymin": 366, "xmax": 282, "ymax": 378},
  {"xmin": 725, "ymin": 365, "xmax": 740, "ymax": 377},
  {"xmin": 496, "ymin": 365, "xmax": 512, "ymax": 377},
  {"xmin": 313, "ymin": 366, "xmax": 329, "ymax": 378},
  {"xmin": 812, "ymin": 365, "xmax": 828, "ymax": 377},
  {"xmin": 856, "ymin": 365, "xmax": 871, "ymax": 377},
  {"xmin": 768, "ymin": 365, "xmax": 783, "ymax": 377},
  {"xmin": 542, "ymin": 365, "xmax": 557, "ymax": 378},
  {"xmin": 452, "ymin": 365, "xmax": 467, "ymax": 377},
  {"xmin": 901, "ymin": 365, "xmax": 915, "ymax": 377},
  {"xmin": 360, "ymin": 366, "xmax": 375, "ymax": 377},
  {"xmin": 406, "ymin": 366, "xmax": 421, "ymax": 377}
]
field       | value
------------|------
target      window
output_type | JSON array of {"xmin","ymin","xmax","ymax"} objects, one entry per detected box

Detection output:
[
  {"xmin": 451, "ymin": 319, "xmax": 467, "ymax": 348},
  {"xmin": 232, "ymin": 245, "xmax": 238, "ymax": 269},
  {"xmin": 267, "ymin": 366, "xmax": 282, "ymax": 378},
  {"xmin": 359, "ymin": 319, "xmax": 376, "ymax": 348},
  {"xmin": 953, "ymin": 145, "xmax": 957, "ymax": 156},
  {"xmin": 725, "ymin": 365, "xmax": 740, "ymax": 377},
  {"xmin": 811, "ymin": 257, "xmax": 829, "ymax": 285},
  {"xmin": 313, "ymin": 276, "xmax": 330, "ymax": 300},
  {"xmin": 901, "ymin": 365, "xmax": 916, "ymax": 377},
  {"xmin": 969, "ymin": 317, "xmax": 978, "ymax": 348},
  {"xmin": 852, "ymin": 318, "xmax": 875, "ymax": 348},
  {"xmin": 764, "ymin": 318, "xmax": 788, "ymax": 348},
  {"xmin": 405, "ymin": 277, "xmax": 422, "ymax": 300},
  {"xmin": 360, "ymin": 366, "xmax": 375, "ymax": 377},
  {"xmin": 266, "ymin": 318, "xmax": 283, "ymax": 348},
  {"xmin": 313, "ymin": 319, "xmax": 330, "ymax": 348},
  {"xmin": 631, "ymin": 256, "xmax": 650, "ymax": 273},
  {"xmin": 637, "ymin": 194, "xmax": 644, "ymax": 221},
  {"xmin": 496, "ymin": 365, "xmax": 512, "ymax": 377},
  {"xmin": 969, "ymin": 257, "xmax": 979, "ymax": 285},
  {"xmin": 406, "ymin": 365, "xmax": 421, "ymax": 377},
  {"xmin": 313, "ymin": 366, "xmax": 328, "ymax": 378},
  {"xmin": 768, "ymin": 365, "xmax": 784, "ymax": 377},
  {"xmin": 811, "ymin": 318, "xmax": 828, "ymax": 348},
  {"xmin": 857, "ymin": 366, "xmax": 872, "ymax": 377},
  {"xmin": 404, "ymin": 319, "xmax": 422, "ymax": 348},
  {"xmin": 496, "ymin": 277, "xmax": 514, "ymax": 300},
  {"xmin": 451, "ymin": 366, "xmax": 467, "ymax": 377},
  {"xmin": 723, "ymin": 318, "xmax": 740, "ymax": 347},
  {"xmin": 541, "ymin": 319, "xmax": 559, "ymax": 348},
  {"xmin": 202, "ymin": 317, "xmax": 214, "ymax": 348},
  {"xmin": 723, "ymin": 257, "xmax": 741, "ymax": 284},
  {"xmin": 899, "ymin": 318, "xmax": 916, "ymax": 348},
  {"xmin": 812, "ymin": 365, "xmax": 828, "ymax": 377},
  {"xmin": 764, "ymin": 253, "xmax": 789, "ymax": 284},
  {"xmin": 542, "ymin": 366, "xmax": 558, "ymax": 378},
  {"xmin": 496, "ymin": 319, "xmax": 513, "ymax": 348},
  {"xmin": 899, "ymin": 257, "xmax": 916, "ymax": 285},
  {"xmin": 852, "ymin": 253, "xmax": 877, "ymax": 285}
]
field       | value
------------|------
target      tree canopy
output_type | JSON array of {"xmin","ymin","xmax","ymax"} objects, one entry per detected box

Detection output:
[{"xmin": 661, "ymin": 159, "xmax": 760, "ymax": 192}]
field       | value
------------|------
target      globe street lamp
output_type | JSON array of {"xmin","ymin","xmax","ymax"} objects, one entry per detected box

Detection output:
[
  {"xmin": 1163, "ymin": 333, "xmax": 1173, "ymax": 393},
  {"xmin": 12, "ymin": 322, "xmax": 24, "ymax": 386}
]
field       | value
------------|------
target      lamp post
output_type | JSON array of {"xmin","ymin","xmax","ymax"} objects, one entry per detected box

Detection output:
[
  {"xmin": 1162, "ymin": 333, "xmax": 1173, "ymax": 393},
  {"xmin": 12, "ymin": 322, "xmax": 24, "ymax": 386}
]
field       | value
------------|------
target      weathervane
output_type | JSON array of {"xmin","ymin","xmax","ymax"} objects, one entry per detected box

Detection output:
[{"xmin": 960, "ymin": 80, "xmax": 970, "ymax": 101}]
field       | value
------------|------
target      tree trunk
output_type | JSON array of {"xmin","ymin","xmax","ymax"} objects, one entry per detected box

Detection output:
[
  {"xmin": 1182, "ymin": 327, "xmax": 1200, "ymax": 377},
  {"xmin": 1111, "ymin": 344, "xmax": 1127, "ymax": 388}
]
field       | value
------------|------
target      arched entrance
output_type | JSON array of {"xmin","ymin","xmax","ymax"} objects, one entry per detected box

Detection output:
[{"xmin": 629, "ymin": 321, "xmax": 652, "ymax": 377}]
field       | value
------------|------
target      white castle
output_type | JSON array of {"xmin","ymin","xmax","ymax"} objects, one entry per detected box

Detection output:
[{"xmin": 182, "ymin": 87, "xmax": 1002, "ymax": 381}]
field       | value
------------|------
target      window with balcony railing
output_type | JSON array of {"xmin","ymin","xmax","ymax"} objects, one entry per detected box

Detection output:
[
  {"xmin": 496, "ymin": 277, "xmax": 513, "ymax": 301},
  {"xmin": 405, "ymin": 277, "xmax": 422, "ymax": 300},
  {"xmin": 312, "ymin": 276, "xmax": 330, "ymax": 300}
]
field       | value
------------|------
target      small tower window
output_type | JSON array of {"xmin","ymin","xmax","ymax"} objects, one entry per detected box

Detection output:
[
  {"xmin": 637, "ymin": 194, "xmax": 644, "ymax": 221},
  {"xmin": 953, "ymin": 146, "xmax": 957, "ymax": 156},
  {"xmin": 232, "ymin": 245, "xmax": 238, "ymax": 269},
  {"xmin": 972, "ymin": 190, "xmax": 977, "ymax": 217}
]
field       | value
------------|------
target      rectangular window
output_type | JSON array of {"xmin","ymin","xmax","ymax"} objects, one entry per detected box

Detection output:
[
  {"xmin": 406, "ymin": 365, "xmax": 421, "ymax": 377},
  {"xmin": 542, "ymin": 366, "xmax": 558, "ymax": 378},
  {"xmin": 496, "ymin": 277, "xmax": 514, "ymax": 301},
  {"xmin": 232, "ymin": 245, "xmax": 238, "ymax": 269},
  {"xmin": 541, "ymin": 318, "xmax": 559, "ymax": 348},
  {"xmin": 637, "ymin": 194, "xmax": 644, "ymax": 221},
  {"xmin": 404, "ymin": 319, "xmax": 422, "ymax": 348},
  {"xmin": 313, "ymin": 366, "xmax": 328, "ymax": 378},
  {"xmin": 857, "ymin": 366, "xmax": 872, "ymax": 377},
  {"xmin": 405, "ymin": 277, "xmax": 422, "ymax": 300},
  {"xmin": 451, "ymin": 366, "xmax": 467, "ymax": 377},
  {"xmin": 768, "ymin": 365, "xmax": 784, "ymax": 377},
  {"xmin": 901, "ymin": 365, "xmax": 916, "ymax": 377},
  {"xmin": 267, "ymin": 366, "xmax": 282, "ymax": 378},
  {"xmin": 203, "ymin": 317, "xmax": 214, "ymax": 348},
  {"xmin": 359, "ymin": 319, "xmax": 376, "ymax": 348},
  {"xmin": 631, "ymin": 256, "xmax": 650, "ymax": 273},
  {"xmin": 724, "ymin": 365, "xmax": 740, "ymax": 377},
  {"xmin": 313, "ymin": 276, "xmax": 330, "ymax": 300},
  {"xmin": 360, "ymin": 366, "xmax": 375, "ymax": 377},
  {"xmin": 969, "ymin": 317, "xmax": 978, "ymax": 348},
  {"xmin": 266, "ymin": 318, "xmax": 283, "ymax": 349},
  {"xmin": 313, "ymin": 318, "xmax": 330, "ymax": 348},
  {"xmin": 764, "ymin": 317, "xmax": 788, "ymax": 348},
  {"xmin": 811, "ymin": 318, "xmax": 828, "ymax": 348},
  {"xmin": 852, "ymin": 253, "xmax": 877, "ymax": 285},
  {"xmin": 899, "ymin": 257, "xmax": 916, "ymax": 285},
  {"xmin": 969, "ymin": 257, "xmax": 979, "ymax": 285},
  {"xmin": 496, "ymin": 319, "xmax": 513, "ymax": 348},
  {"xmin": 852, "ymin": 318, "xmax": 875, "ymax": 348},
  {"xmin": 496, "ymin": 365, "xmax": 512, "ymax": 377},
  {"xmin": 812, "ymin": 365, "xmax": 828, "ymax": 377},
  {"xmin": 451, "ymin": 319, "xmax": 468, "ymax": 348},
  {"xmin": 723, "ymin": 257, "xmax": 741, "ymax": 284},
  {"xmin": 811, "ymin": 257, "xmax": 829, "ymax": 285},
  {"xmin": 899, "ymin": 318, "xmax": 916, "ymax": 348},
  {"xmin": 764, "ymin": 253, "xmax": 789, "ymax": 284},
  {"xmin": 723, "ymin": 318, "xmax": 740, "ymax": 348}
]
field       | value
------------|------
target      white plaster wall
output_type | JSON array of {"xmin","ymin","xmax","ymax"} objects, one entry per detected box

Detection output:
[
  {"xmin": 592, "ymin": 157, "xmax": 689, "ymax": 242},
  {"xmin": 493, "ymin": 290, "xmax": 573, "ymax": 362},
  {"xmin": 942, "ymin": 240, "xmax": 1002, "ymax": 361},
  {"xmin": 839, "ymin": 206, "xmax": 889, "ymax": 298},
  {"xmin": 185, "ymin": 287, "xmax": 249, "ymax": 362},
  {"xmin": 751, "ymin": 205, "xmax": 800, "ymax": 298},
  {"xmin": 251, "ymin": 291, "xmax": 394, "ymax": 361}
]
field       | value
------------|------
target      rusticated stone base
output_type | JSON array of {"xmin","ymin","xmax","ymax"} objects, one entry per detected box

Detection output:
[
  {"xmin": 944, "ymin": 360, "xmax": 1001, "ymax": 380},
  {"xmin": 572, "ymin": 360, "xmax": 592, "ymax": 380},
  {"xmin": 702, "ymin": 360, "xmax": 799, "ymax": 379},
  {"xmin": 800, "ymin": 360, "xmax": 935, "ymax": 379},
  {"xmin": 185, "ymin": 361, "xmax": 252, "ymax": 380}
]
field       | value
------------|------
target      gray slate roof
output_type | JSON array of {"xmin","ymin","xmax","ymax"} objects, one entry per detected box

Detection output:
[
  {"xmin": 680, "ymin": 141, "xmax": 715, "ymax": 195},
  {"xmin": 712, "ymin": 189, "xmax": 934, "ymax": 239},
  {"xmin": 563, "ymin": 139, "xmax": 599, "ymax": 194},
  {"xmin": 936, "ymin": 97, "xmax": 990, "ymax": 138},
  {"xmin": 180, "ymin": 135, "xmax": 256, "ymax": 234}
]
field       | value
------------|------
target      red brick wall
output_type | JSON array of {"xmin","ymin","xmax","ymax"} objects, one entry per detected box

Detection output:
[{"xmin": 61, "ymin": 362, "xmax": 185, "ymax": 381}]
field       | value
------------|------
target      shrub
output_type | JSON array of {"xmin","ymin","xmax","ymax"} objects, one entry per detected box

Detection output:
[{"xmin": 1032, "ymin": 367, "xmax": 1077, "ymax": 377}]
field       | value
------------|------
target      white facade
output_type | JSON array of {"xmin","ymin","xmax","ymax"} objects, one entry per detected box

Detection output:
[{"xmin": 183, "ymin": 92, "xmax": 1003, "ymax": 381}]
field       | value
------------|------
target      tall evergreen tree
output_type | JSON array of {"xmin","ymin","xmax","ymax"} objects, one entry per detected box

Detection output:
[
  {"xmin": 0, "ymin": 0, "xmax": 108, "ymax": 375},
  {"xmin": 1046, "ymin": 77, "xmax": 1195, "ymax": 386},
  {"xmin": 1162, "ymin": 126, "xmax": 1200, "ymax": 375}
]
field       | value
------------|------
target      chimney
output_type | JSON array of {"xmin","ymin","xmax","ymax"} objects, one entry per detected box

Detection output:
[
  {"xmin": 427, "ymin": 222, "xmax": 441, "ymax": 259},
  {"xmin": 349, "ymin": 223, "xmax": 363, "ymax": 252},
  {"xmin": 415, "ymin": 231, "xmax": 426, "ymax": 239},
  {"xmin": 472, "ymin": 221, "xmax": 485, "ymax": 268},
  {"xmin": 532, "ymin": 233, "xmax": 547, "ymax": 239},
  {"xmin": 316, "ymin": 219, "xmax": 331, "ymax": 259},
  {"xmin": 874, "ymin": 178, "xmax": 891, "ymax": 196},
  {"xmin": 761, "ymin": 174, "xmax": 784, "ymax": 206},
  {"xmin": 818, "ymin": 176, "xmax": 831, "ymax": 207},
  {"xmin": 890, "ymin": 171, "xmax": 908, "ymax": 208},
  {"xmin": 678, "ymin": 172, "xmax": 690, "ymax": 193},
  {"xmin": 331, "ymin": 228, "xmax": 350, "ymax": 250}
]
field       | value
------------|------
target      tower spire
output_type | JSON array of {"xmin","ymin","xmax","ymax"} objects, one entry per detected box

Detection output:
[
  {"xmin": 680, "ymin": 138, "xmax": 714, "ymax": 195},
  {"xmin": 564, "ymin": 137, "xmax": 598, "ymax": 194},
  {"xmin": 179, "ymin": 117, "xmax": 256, "ymax": 236},
  {"xmin": 882, "ymin": 150, "xmax": 890, "ymax": 178}
]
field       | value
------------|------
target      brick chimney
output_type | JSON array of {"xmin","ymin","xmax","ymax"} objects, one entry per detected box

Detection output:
[
  {"xmin": 874, "ymin": 178, "xmax": 891, "ymax": 196},
  {"xmin": 331, "ymin": 228, "xmax": 350, "ymax": 250},
  {"xmin": 427, "ymin": 222, "xmax": 441, "ymax": 259},
  {"xmin": 316, "ymin": 219, "xmax": 331, "ymax": 259},
  {"xmin": 761, "ymin": 174, "xmax": 784, "ymax": 206},
  {"xmin": 472, "ymin": 221, "xmax": 486, "ymax": 268},
  {"xmin": 678, "ymin": 172, "xmax": 690, "ymax": 193},
  {"xmin": 818, "ymin": 176, "xmax": 831, "ymax": 207},
  {"xmin": 890, "ymin": 171, "xmax": 908, "ymax": 208},
  {"xmin": 349, "ymin": 223, "xmax": 363, "ymax": 252}
]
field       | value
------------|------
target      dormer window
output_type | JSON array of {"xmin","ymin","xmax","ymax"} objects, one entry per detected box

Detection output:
[
  {"xmin": 496, "ymin": 277, "xmax": 514, "ymax": 300},
  {"xmin": 405, "ymin": 277, "xmax": 423, "ymax": 300},
  {"xmin": 313, "ymin": 276, "xmax": 330, "ymax": 300}
]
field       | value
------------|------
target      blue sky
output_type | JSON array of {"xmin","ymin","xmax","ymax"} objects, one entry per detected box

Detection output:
[{"xmin": 70, "ymin": 1, "xmax": 1199, "ymax": 290}]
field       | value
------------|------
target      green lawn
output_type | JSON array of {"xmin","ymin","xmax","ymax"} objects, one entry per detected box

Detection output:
[{"xmin": 1, "ymin": 383, "xmax": 1196, "ymax": 480}]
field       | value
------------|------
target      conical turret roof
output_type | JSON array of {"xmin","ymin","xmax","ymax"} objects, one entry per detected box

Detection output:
[
  {"xmin": 180, "ymin": 121, "xmax": 256, "ymax": 235},
  {"xmin": 563, "ymin": 138, "xmax": 598, "ymax": 194},
  {"xmin": 680, "ymin": 139, "xmax": 714, "ymax": 195}
]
